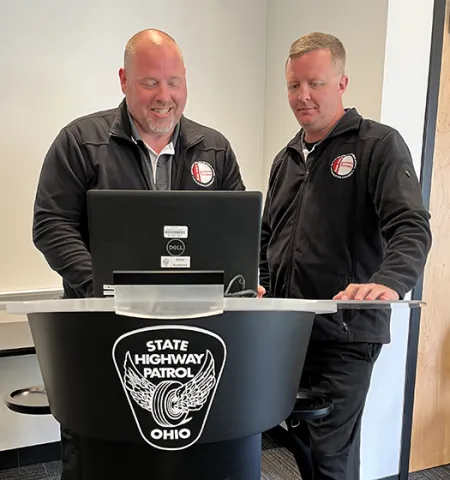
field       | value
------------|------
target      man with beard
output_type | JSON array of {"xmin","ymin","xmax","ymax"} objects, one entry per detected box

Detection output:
[
  {"xmin": 32, "ymin": 28, "xmax": 245, "ymax": 479},
  {"xmin": 33, "ymin": 28, "xmax": 245, "ymax": 300}
]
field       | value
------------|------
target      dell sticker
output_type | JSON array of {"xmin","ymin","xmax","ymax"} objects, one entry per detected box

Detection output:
[
  {"xmin": 112, "ymin": 325, "xmax": 226, "ymax": 451},
  {"xmin": 164, "ymin": 226, "xmax": 188, "ymax": 239},
  {"xmin": 166, "ymin": 239, "xmax": 185, "ymax": 256},
  {"xmin": 191, "ymin": 161, "xmax": 215, "ymax": 187}
]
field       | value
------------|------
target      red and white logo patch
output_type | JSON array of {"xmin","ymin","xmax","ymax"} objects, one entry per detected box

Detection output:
[
  {"xmin": 330, "ymin": 154, "xmax": 357, "ymax": 179},
  {"xmin": 191, "ymin": 161, "xmax": 215, "ymax": 187}
]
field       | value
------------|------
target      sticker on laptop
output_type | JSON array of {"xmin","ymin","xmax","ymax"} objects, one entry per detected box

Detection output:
[
  {"xmin": 161, "ymin": 256, "xmax": 190, "ymax": 268},
  {"xmin": 191, "ymin": 161, "xmax": 215, "ymax": 187},
  {"xmin": 166, "ymin": 239, "xmax": 185, "ymax": 256},
  {"xmin": 164, "ymin": 226, "xmax": 188, "ymax": 239},
  {"xmin": 103, "ymin": 285, "xmax": 115, "ymax": 296},
  {"xmin": 330, "ymin": 154, "xmax": 357, "ymax": 179}
]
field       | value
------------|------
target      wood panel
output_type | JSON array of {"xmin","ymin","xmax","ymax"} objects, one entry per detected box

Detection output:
[{"xmin": 410, "ymin": 4, "xmax": 450, "ymax": 472}]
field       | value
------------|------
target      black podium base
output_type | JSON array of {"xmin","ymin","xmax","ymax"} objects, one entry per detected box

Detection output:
[{"xmin": 67, "ymin": 433, "xmax": 262, "ymax": 480}]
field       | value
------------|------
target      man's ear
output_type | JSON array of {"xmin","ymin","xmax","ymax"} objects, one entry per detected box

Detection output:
[
  {"xmin": 339, "ymin": 75, "xmax": 349, "ymax": 94},
  {"xmin": 119, "ymin": 68, "xmax": 127, "ymax": 95}
]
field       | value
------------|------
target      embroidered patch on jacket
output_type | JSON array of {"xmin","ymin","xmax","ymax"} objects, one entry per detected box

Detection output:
[
  {"xmin": 191, "ymin": 161, "xmax": 215, "ymax": 187},
  {"xmin": 330, "ymin": 154, "xmax": 357, "ymax": 179}
]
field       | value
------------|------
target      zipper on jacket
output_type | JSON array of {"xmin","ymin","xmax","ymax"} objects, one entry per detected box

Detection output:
[
  {"xmin": 111, "ymin": 132, "xmax": 153, "ymax": 190},
  {"xmin": 286, "ymin": 155, "xmax": 310, "ymax": 297},
  {"xmin": 134, "ymin": 140, "xmax": 153, "ymax": 190},
  {"xmin": 172, "ymin": 137, "xmax": 203, "ymax": 189},
  {"xmin": 111, "ymin": 128, "xmax": 205, "ymax": 191}
]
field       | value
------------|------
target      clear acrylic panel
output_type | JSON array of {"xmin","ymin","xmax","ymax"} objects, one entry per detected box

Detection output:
[
  {"xmin": 113, "ymin": 284, "xmax": 225, "ymax": 320},
  {"xmin": 333, "ymin": 300, "xmax": 424, "ymax": 310}
]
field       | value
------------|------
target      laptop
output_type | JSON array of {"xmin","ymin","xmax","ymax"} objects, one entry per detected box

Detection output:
[{"xmin": 86, "ymin": 190, "xmax": 263, "ymax": 297}]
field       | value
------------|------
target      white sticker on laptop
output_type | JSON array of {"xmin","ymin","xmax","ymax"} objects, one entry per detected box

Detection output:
[
  {"xmin": 161, "ymin": 256, "xmax": 191, "ymax": 268},
  {"xmin": 103, "ymin": 285, "xmax": 115, "ymax": 296},
  {"xmin": 164, "ymin": 226, "xmax": 188, "ymax": 239}
]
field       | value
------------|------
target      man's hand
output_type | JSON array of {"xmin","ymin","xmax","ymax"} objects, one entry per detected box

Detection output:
[
  {"xmin": 257, "ymin": 285, "xmax": 266, "ymax": 298},
  {"xmin": 333, "ymin": 283, "xmax": 399, "ymax": 301}
]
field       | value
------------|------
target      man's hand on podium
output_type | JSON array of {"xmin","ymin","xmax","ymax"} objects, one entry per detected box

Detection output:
[
  {"xmin": 333, "ymin": 283, "xmax": 399, "ymax": 301},
  {"xmin": 257, "ymin": 285, "xmax": 266, "ymax": 298}
]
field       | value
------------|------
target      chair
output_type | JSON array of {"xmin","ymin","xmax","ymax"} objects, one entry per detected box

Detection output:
[
  {"xmin": 4, "ymin": 385, "xmax": 51, "ymax": 415},
  {"xmin": 288, "ymin": 388, "xmax": 333, "ymax": 427}
]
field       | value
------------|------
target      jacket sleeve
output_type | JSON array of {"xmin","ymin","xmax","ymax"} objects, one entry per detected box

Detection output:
[
  {"xmin": 260, "ymin": 160, "xmax": 280, "ymax": 294},
  {"xmin": 367, "ymin": 129, "xmax": 432, "ymax": 297},
  {"xmin": 33, "ymin": 127, "xmax": 94, "ymax": 297},
  {"xmin": 220, "ymin": 142, "xmax": 246, "ymax": 190},
  {"xmin": 259, "ymin": 196, "xmax": 272, "ymax": 292}
]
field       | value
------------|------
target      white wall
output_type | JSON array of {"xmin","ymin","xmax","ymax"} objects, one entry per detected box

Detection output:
[{"xmin": 0, "ymin": 0, "xmax": 267, "ymax": 293}]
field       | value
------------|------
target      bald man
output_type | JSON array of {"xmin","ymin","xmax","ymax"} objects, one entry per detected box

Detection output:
[
  {"xmin": 33, "ymin": 29, "xmax": 245, "ymax": 300},
  {"xmin": 32, "ymin": 29, "xmax": 246, "ymax": 480}
]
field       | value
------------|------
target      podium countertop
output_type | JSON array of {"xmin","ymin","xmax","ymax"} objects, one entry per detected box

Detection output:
[
  {"xmin": 0, "ymin": 297, "xmax": 423, "ymax": 356},
  {"xmin": 5, "ymin": 297, "xmax": 423, "ymax": 315}
]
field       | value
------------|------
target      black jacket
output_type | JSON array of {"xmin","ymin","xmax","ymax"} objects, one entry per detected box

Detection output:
[
  {"xmin": 33, "ymin": 100, "xmax": 245, "ymax": 299},
  {"xmin": 260, "ymin": 108, "xmax": 431, "ymax": 343}
]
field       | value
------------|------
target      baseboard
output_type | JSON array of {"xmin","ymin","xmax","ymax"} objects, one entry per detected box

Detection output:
[
  {"xmin": 0, "ymin": 441, "xmax": 61, "ymax": 470},
  {"xmin": 0, "ymin": 347, "xmax": 36, "ymax": 358}
]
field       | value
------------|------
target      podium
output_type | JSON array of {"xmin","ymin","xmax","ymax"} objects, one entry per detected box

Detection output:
[{"xmin": 5, "ymin": 295, "xmax": 423, "ymax": 480}]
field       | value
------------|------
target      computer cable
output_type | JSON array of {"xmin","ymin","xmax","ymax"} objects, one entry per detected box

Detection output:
[{"xmin": 224, "ymin": 274, "xmax": 258, "ymax": 298}]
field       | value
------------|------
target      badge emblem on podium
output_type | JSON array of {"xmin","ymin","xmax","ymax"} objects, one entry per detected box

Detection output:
[{"xmin": 112, "ymin": 325, "xmax": 227, "ymax": 451}]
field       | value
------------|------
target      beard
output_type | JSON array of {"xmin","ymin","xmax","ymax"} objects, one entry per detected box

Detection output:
[
  {"xmin": 142, "ymin": 106, "xmax": 179, "ymax": 135},
  {"xmin": 145, "ymin": 116, "xmax": 176, "ymax": 135}
]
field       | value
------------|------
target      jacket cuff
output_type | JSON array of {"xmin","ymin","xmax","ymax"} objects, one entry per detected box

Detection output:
[{"xmin": 367, "ymin": 273, "xmax": 407, "ymax": 299}]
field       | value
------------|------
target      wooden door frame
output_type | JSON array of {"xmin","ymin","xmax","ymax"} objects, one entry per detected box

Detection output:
[{"xmin": 398, "ymin": 0, "xmax": 447, "ymax": 478}]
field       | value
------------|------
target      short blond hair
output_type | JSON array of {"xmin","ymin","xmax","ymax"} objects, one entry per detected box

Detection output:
[{"xmin": 289, "ymin": 32, "xmax": 346, "ymax": 73}]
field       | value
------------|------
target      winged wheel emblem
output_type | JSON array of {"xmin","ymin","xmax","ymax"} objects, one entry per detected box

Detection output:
[{"xmin": 123, "ymin": 349, "xmax": 216, "ymax": 428}]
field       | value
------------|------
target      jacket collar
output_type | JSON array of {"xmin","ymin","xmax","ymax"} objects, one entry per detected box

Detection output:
[
  {"xmin": 110, "ymin": 99, "xmax": 134, "ymax": 140},
  {"xmin": 110, "ymin": 99, "xmax": 203, "ymax": 148},
  {"xmin": 178, "ymin": 116, "xmax": 204, "ymax": 148},
  {"xmin": 287, "ymin": 107, "xmax": 363, "ymax": 153}
]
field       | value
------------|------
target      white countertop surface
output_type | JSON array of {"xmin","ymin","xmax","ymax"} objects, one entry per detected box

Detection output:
[
  {"xmin": 5, "ymin": 297, "xmax": 423, "ymax": 315},
  {"xmin": 0, "ymin": 297, "xmax": 424, "ymax": 352}
]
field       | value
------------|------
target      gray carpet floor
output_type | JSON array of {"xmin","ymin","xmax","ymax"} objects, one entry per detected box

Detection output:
[
  {"xmin": 0, "ymin": 434, "xmax": 449, "ymax": 479},
  {"xmin": 409, "ymin": 464, "xmax": 450, "ymax": 480},
  {"xmin": 0, "ymin": 461, "xmax": 60, "ymax": 480}
]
